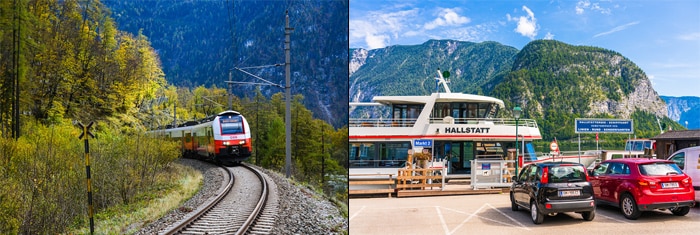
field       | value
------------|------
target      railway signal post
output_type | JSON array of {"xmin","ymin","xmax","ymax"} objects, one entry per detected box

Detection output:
[{"xmin": 77, "ymin": 121, "xmax": 95, "ymax": 235}]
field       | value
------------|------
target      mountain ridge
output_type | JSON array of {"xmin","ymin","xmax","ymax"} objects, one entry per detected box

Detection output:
[
  {"xmin": 661, "ymin": 96, "xmax": 700, "ymax": 129},
  {"xmin": 104, "ymin": 0, "xmax": 349, "ymax": 128},
  {"xmin": 351, "ymin": 39, "xmax": 685, "ymax": 140}
]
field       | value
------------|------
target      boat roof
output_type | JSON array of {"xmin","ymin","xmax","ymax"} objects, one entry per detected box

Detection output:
[{"xmin": 372, "ymin": 92, "xmax": 505, "ymax": 108}]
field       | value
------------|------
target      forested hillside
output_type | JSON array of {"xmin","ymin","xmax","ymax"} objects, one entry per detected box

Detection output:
[
  {"xmin": 350, "ymin": 40, "xmax": 518, "ymax": 103},
  {"xmin": 351, "ymin": 39, "xmax": 683, "ymax": 142},
  {"xmin": 0, "ymin": 1, "xmax": 348, "ymax": 233},
  {"xmin": 103, "ymin": 0, "xmax": 349, "ymax": 128},
  {"xmin": 491, "ymin": 40, "xmax": 680, "ymax": 140}
]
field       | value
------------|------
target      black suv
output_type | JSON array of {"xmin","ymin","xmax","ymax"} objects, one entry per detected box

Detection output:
[{"xmin": 510, "ymin": 162, "xmax": 596, "ymax": 224}]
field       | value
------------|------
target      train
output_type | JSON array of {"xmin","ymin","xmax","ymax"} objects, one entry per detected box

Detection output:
[{"xmin": 151, "ymin": 110, "xmax": 252, "ymax": 165}]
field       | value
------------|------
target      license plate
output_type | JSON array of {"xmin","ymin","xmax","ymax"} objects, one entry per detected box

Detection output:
[
  {"xmin": 558, "ymin": 190, "xmax": 580, "ymax": 197},
  {"xmin": 662, "ymin": 182, "xmax": 679, "ymax": 188}
]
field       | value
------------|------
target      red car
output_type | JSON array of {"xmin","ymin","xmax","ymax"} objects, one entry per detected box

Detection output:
[{"xmin": 590, "ymin": 158, "xmax": 695, "ymax": 219}]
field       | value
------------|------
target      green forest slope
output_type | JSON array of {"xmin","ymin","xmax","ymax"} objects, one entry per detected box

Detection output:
[{"xmin": 351, "ymin": 39, "xmax": 683, "ymax": 144}]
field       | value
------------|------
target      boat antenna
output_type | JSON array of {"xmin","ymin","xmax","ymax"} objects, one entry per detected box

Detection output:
[
  {"xmin": 656, "ymin": 117, "xmax": 664, "ymax": 134},
  {"xmin": 435, "ymin": 68, "xmax": 451, "ymax": 93}
]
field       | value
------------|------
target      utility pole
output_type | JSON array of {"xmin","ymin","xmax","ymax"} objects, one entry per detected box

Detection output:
[
  {"xmin": 321, "ymin": 123, "xmax": 326, "ymax": 194},
  {"xmin": 284, "ymin": 11, "xmax": 294, "ymax": 178},
  {"xmin": 228, "ymin": 11, "xmax": 294, "ymax": 178},
  {"xmin": 12, "ymin": 0, "xmax": 21, "ymax": 139},
  {"xmin": 228, "ymin": 70, "xmax": 233, "ymax": 110}
]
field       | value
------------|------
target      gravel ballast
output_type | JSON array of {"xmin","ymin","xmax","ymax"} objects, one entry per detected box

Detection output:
[{"xmin": 135, "ymin": 159, "xmax": 348, "ymax": 234}]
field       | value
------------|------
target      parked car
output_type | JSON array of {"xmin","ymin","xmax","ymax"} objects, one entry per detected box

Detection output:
[
  {"xmin": 590, "ymin": 158, "xmax": 695, "ymax": 220},
  {"xmin": 510, "ymin": 162, "xmax": 596, "ymax": 224},
  {"xmin": 667, "ymin": 146, "xmax": 700, "ymax": 202}
]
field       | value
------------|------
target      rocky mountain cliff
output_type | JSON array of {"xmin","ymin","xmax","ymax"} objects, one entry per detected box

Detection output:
[
  {"xmin": 351, "ymin": 39, "xmax": 680, "ymax": 139},
  {"xmin": 662, "ymin": 96, "xmax": 700, "ymax": 129},
  {"xmin": 104, "ymin": 0, "xmax": 348, "ymax": 127}
]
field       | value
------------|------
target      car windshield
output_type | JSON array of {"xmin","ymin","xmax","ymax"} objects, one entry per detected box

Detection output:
[
  {"xmin": 220, "ymin": 115, "xmax": 244, "ymax": 135},
  {"xmin": 548, "ymin": 165, "xmax": 587, "ymax": 183},
  {"xmin": 638, "ymin": 162, "xmax": 683, "ymax": 176}
]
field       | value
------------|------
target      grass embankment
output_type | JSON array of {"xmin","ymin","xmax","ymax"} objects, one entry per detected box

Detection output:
[{"xmin": 69, "ymin": 162, "xmax": 202, "ymax": 234}]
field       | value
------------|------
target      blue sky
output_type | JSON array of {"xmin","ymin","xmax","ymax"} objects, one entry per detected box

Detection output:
[{"xmin": 350, "ymin": 0, "xmax": 700, "ymax": 97}]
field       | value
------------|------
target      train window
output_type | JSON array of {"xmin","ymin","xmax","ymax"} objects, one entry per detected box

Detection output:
[{"xmin": 220, "ymin": 115, "xmax": 244, "ymax": 134}]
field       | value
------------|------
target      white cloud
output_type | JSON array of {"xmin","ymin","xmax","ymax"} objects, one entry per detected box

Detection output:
[
  {"xmin": 593, "ymin": 21, "xmax": 640, "ymax": 38},
  {"xmin": 544, "ymin": 32, "xmax": 555, "ymax": 40},
  {"xmin": 349, "ymin": 9, "xmax": 418, "ymax": 49},
  {"xmin": 508, "ymin": 6, "xmax": 538, "ymax": 39},
  {"xmin": 424, "ymin": 8, "xmax": 470, "ymax": 30},
  {"xmin": 678, "ymin": 32, "xmax": 700, "ymax": 41},
  {"xmin": 576, "ymin": 0, "xmax": 590, "ymax": 14},
  {"xmin": 576, "ymin": 0, "xmax": 611, "ymax": 15}
]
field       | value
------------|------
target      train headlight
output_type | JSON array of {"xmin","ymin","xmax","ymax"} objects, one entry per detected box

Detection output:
[
  {"xmin": 223, "ymin": 141, "xmax": 230, "ymax": 146},
  {"xmin": 239, "ymin": 140, "xmax": 246, "ymax": 145}
]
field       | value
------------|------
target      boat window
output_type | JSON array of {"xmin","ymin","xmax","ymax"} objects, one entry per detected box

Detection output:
[
  {"xmin": 478, "ymin": 103, "xmax": 489, "ymax": 118},
  {"xmin": 431, "ymin": 103, "xmax": 447, "ymax": 118},
  {"xmin": 349, "ymin": 142, "xmax": 410, "ymax": 168},
  {"xmin": 350, "ymin": 143, "xmax": 375, "ymax": 161},
  {"xmin": 378, "ymin": 142, "xmax": 410, "ymax": 167},
  {"xmin": 393, "ymin": 104, "xmax": 423, "ymax": 119},
  {"xmin": 451, "ymin": 103, "xmax": 460, "ymax": 118},
  {"xmin": 467, "ymin": 103, "xmax": 477, "ymax": 118}
]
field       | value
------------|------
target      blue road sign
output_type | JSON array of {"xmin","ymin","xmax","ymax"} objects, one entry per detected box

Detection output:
[
  {"xmin": 575, "ymin": 119, "xmax": 633, "ymax": 134},
  {"xmin": 413, "ymin": 139, "xmax": 433, "ymax": 147}
]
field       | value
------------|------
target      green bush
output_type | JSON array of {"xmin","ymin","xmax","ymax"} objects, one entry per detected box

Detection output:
[{"xmin": 0, "ymin": 120, "xmax": 179, "ymax": 234}]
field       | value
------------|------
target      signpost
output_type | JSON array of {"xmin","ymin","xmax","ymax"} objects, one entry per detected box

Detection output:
[
  {"xmin": 413, "ymin": 139, "xmax": 433, "ymax": 147},
  {"xmin": 574, "ymin": 119, "xmax": 633, "ymax": 165},
  {"xmin": 77, "ymin": 122, "xmax": 95, "ymax": 235},
  {"xmin": 549, "ymin": 140, "xmax": 559, "ymax": 154},
  {"xmin": 575, "ymin": 119, "xmax": 633, "ymax": 134}
]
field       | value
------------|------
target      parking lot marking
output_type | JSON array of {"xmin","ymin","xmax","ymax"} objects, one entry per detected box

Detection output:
[
  {"xmin": 435, "ymin": 206, "xmax": 450, "ymax": 235},
  {"xmin": 595, "ymin": 211, "xmax": 631, "ymax": 224},
  {"xmin": 487, "ymin": 203, "xmax": 531, "ymax": 230},
  {"xmin": 441, "ymin": 203, "xmax": 532, "ymax": 234},
  {"xmin": 349, "ymin": 206, "xmax": 366, "ymax": 221}
]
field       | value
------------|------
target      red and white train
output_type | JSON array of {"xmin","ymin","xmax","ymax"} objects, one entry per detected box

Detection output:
[{"xmin": 153, "ymin": 110, "xmax": 252, "ymax": 165}]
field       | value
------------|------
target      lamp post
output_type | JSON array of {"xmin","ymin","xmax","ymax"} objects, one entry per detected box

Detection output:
[{"xmin": 513, "ymin": 106, "xmax": 521, "ymax": 176}]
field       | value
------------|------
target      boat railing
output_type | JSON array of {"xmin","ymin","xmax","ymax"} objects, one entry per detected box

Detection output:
[
  {"xmin": 350, "ymin": 159, "xmax": 406, "ymax": 168},
  {"xmin": 349, "ymin": 117, "xmax": 539, "ymax": 128},
  {"xmin": 428, "ymin": 117, "xmax": 539, "ymax": 128},
  {"xmin": 349, "ymin": 118, "xmax": 418, "ymax": 127}
]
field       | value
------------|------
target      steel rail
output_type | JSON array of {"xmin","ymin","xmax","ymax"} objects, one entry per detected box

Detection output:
[
  {"xmin": 160, "ymin": 165, "xmax": 234, "ymax": 235},
  {"xmin": 235, "ymin": 163, "xmax": 269, "ymax": 235}
]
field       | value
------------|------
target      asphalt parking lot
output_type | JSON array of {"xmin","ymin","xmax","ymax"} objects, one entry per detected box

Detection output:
[{"xmin": 349, "ymin": 193, "xmax": 700, "ymax": 234}]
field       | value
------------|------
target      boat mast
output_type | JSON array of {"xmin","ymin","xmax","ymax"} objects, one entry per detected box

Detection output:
[{"xmin": 435, "ymin": 68, "xmax": 451, "ymax": 93}]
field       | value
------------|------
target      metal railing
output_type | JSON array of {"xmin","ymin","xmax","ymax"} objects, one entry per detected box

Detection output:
[
  {"xmin": 349, "ymin": 118, "xmax": 418, "ymax": 127},
  {"xmin": 349, "ymin": 159, "xmax": 406, "ymax": 168},
  {"xmin": 349, "ymin": 117, "xmax": 538, "ymax": 128}
]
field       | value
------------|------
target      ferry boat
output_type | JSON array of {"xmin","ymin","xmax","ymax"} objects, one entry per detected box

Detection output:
[
  {"xmin": 597, "ymin": 139, "xmax": 656, "ymax": 161},
  {"xmin": 349, "ymin": 69, "xmax": 544, "ymax": 176}
]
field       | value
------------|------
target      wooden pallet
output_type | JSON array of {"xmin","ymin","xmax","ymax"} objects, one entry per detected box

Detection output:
[{"xmin": 349, "ymin": 174, "xmax": 395, "ymax": 198}]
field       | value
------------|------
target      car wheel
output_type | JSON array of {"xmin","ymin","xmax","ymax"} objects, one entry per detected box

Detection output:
[
  {"xmin": 671, "ymin": 206, "xmax": 690, "ymax": 216},
  {"xmin": 510, "ymin": 193, "xmax": 519, "ymax": 211},
  {"xmin": 620, "ymin": 194, "xmax": 641, "ymax": 220},
  {"xmin": 581, "ymin": 210, "xmax": 595, "ymax": 221},
  {"xmin": 530, "ymin": 200, "xmax": 544, "ymax": 224}
]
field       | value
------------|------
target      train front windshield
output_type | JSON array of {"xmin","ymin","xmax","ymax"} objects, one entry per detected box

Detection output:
[{"xmin": 220, "ymin": 115, "xmax": 244, "ymax": 134}]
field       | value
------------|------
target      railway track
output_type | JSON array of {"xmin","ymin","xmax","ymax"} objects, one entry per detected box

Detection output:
[{"xmin": 161, "ymin": 163, "xmax": 277, "ymax": 235}]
